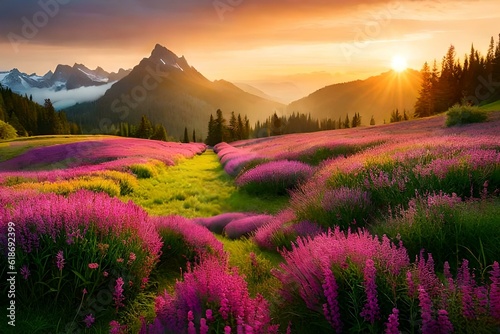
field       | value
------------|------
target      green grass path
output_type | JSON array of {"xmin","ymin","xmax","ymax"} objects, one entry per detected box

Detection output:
[{"xmin": 123, "ymin": 149, "xmax": 288, "ymax": 217}]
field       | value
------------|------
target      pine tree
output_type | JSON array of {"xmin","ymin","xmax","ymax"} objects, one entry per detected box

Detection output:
[
  {"xmin": 390, "ymin": 108, "xmax": 403, "ymax": 123},
  {"xmin": 369, "ymin": 115, "xmax": 375, "ymax": 126},
  {"xmin": 237, "ymin": 114, "xmax": 244, "ymax": 140},
  {"xmin": 343, "ymin": 114, "xmax": 350, "ymax": 129},
  {"xmin": 228, "ymin": 111, "xmax": 237, "ymax": 142},
  {"xmin": 183, "ymin": 127, "xmax": 189, "ymax": 143},
  {"xmin": 414, "ymin": 62, "xmax": 435, "ymax": 118},
  {"xmin": 206, "ymin": 114, "xmax": 216, "ymax": 145},
  {"xmin": 271, "ymin": 112, "xmax": 282, "ymax": 136},
  {"xmin": 214, "ymin": 109, "xmax": 226, "ymax": 144},
  {"xmin": 192, "ymin": 129, "xmax": 196, "ymax": 143},
  {"xmin": 151, "ymin": 124, "xmax": 168, "ymax": 141},
  {"xmin": 136, "ymin": 115, "xmax": 154, "ymax": 139}
]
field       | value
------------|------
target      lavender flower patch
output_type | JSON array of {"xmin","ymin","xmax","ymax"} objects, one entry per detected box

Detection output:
[
  {"xmin": 236, "ymin": 160, "xmax": 314, "ymax": 195},
  {"xmin": 223, "ymin": 214, "xmax": 273, "ymax": 240},
  {"xmin": 193, "ymin": 212, "xmax": 252, "ymax": 234}
]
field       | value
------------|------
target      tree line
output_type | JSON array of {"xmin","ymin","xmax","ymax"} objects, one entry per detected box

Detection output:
[
  {"xmin": 414, "ymin": 34, "xmax": 500, "ymax": 118},
  {"xmin": 253, "ymin": 112, "xmax": 364, "ymax": 139},
  {"xmin": 0, "ymin": 85, "xmax": 81, "ymax": 137},
  {"xmin": 206, "ymin": 109, "xmax": 251, "ymax": 146}
]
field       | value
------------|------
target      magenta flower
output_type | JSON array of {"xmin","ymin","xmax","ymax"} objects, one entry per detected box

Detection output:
[
  {"xmin": 20, "ymin": 265, "xmax": 30, "ymax": 280},
  {"xmin": 418, "ymin": 285, "xmax": 436, "ymax": 334},
  {"xmin": 490, "ymin": 261, "xmax": 500, "ymax": 320},
  {"xmin": 128, "ymin": 252, "xmax": 136, "ymax": 263},
  {"xmin": 113, "ymin": 277, "xmax": 125, "ymax": 310},
  {"xmin": 83, "ymin": 314, "xmax": 95, "ymax": 328},
  {"xmin": 385, "ymin": 308, "xmax": 399, "ymax": 334},
  {"xmin": 437, "ymin": 309, "xmax": 454, "ymax": 334},
  {"xmin": 88, "ymin": 263, "xmax": 99, "ymax": 270},
  {"xmin": 224, "ymin": 326, "xmax": 232, "ymax": 334},
  {"xmin": 360, "ymin": 259, "xmax": 380, "ymax": 324},
  {"xmin": 55, "ymin": 250, "xmax": 65, "ymax": 271}
]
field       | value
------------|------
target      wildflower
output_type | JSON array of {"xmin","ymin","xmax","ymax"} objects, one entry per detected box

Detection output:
[
  {"xmin": 20, "ymin": 265, "xmax": 30, "ymax": 280},
  {"xmin": 490, "ymin": 261, "xmax": 500, "ymax": 320},
  {"xmin": 113, "ymin": 277, "xmax": 125, "ymax": 310},
  {"xmin": 385, "ymin": 308, "xmax": 399, "ymax": 334},
  {"xmin": 437, "ymin": 309, "xmax": 453, "ymax": 334},
  {"xmin": 103, "ymin": 271, "xmax": 109, "ymax": 277},
  {"xmin": 206, "ymin": 309, "xmax": 214, "ymax": 321},
  {"xmin": 200, "ymin": 318, "xmax": 209, "ymax": 334},
  {"xmin": 83, "ymin": 314, "xmax": 95, "ymax": 328},
  {"xmin": 109, "ymin": 320, "xmax": 126, "ymax": 334},
  {"xmin": 128, "ymin": 252, "xmax": 136, "ymax": 264},
  {"xmin": 83, "ymin": 288, "xmax": 87, "ymax": 295},
  {"xmin": 224, "ymin": 326, "xmax": 232, "ymax": 334},
  {"xmin": 88, "ymin": 263, "xmax": 99, "ymax": 270},
  {"xmin": 360, "ymin": 259, "xmax": 380, "ymax": 324},
  {"xmin": 322, "ymin": 265, "xmax": 341, "ymax": 331},
  {"xmin": 418, "ymin": 285, "xmax": 436, "ymax": 334},
  {"xmin": 116, "ymin": 258, "xmax": 124, "ymax": 263},
  {"xmin": 56, "ymin": 250, "xmax": 65, "ymax": 271}
]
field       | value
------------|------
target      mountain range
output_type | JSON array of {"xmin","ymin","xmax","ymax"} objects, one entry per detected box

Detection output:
[
  {"xmin": 0, "ymin": 64, "xmax": 130, "ymax": 109},
  {"xmin": 1, "ymin": 44, "xmax": 421, "ymax": 139}
]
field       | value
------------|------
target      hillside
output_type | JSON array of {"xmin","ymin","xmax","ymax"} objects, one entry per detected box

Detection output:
[
  {"xmin": 65, "ymin": 45, "xmax": 284, "ymax": 139},
  {"xmin": 287, "ymin": 69, "xmax": 421, "ymax": 125}
]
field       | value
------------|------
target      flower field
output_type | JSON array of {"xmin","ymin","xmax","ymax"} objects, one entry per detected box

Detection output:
[{"xmin": 1, "ymin": 114, "xmax": 500, "ymax": 333}]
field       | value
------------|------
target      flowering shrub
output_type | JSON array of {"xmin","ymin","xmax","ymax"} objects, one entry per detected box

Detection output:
[
  {"xmin": 253, "ymin": 209, "xmax": 324, "ymax": 251},
  {"xmin": 0, "ymin": 189, "xmax": 162, "ymax": 329},
  {"xmin": 274, "ymin": 227, "xmax": 500, "ymax": 333},
  {"xmin": 154, "ymin": 215, "xmax": 226, "ymax": 271},
  {"xmin": 142, "ymin": 257, "xmax": 279, "ymax": 334},
  {"xmin": 373, "ymin": 193, "xmax": 500, "ymax": 271},
  {"xmin": 273, "ymin": 228, "xmax": 410, "ymax": 332},
  {"xmin": 193, "ymin": 212, "xmax": 252, "ymax": 234},
  {"xmin": 223, "ymin": 214, "xmax": 273, "ymax": 239},
  {"xmin": 236, "ymin": 160, "xmax": 314, "ymax": 195}
]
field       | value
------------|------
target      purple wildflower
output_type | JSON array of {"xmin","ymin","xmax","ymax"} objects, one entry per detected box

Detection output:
[
  {"xmin": 418, "ymin": 285, "xmax": 436, "ymax": 334},
  {"xmin": 20, "ymin": 265, "xmax": 30, "ymax": 280},
  {"xmin": 437, "ymin": 310, "xmax": 454, "ymax": 334},
  {"xmin": 385, "ymin": 308, "xmax": 399, "ymax": 334},
  {"xmin": 56, "ymin": 250, "xmax": 65, "ymax": 271},
  {"xmin": 490, "ymin": 261, "xmax": 500, "ymax": 319},
  {"xmin": 83, "ymin": 314, "xmax": 95, "ymax": 328},
  {"xmin": 114, "ymin": 277, "xmax": 125, "ymax": 310},
  {"xmin": 360, "ymin": 259, "xmax": 380, "ymax": 324}
]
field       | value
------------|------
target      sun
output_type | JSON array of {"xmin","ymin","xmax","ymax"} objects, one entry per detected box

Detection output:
[{"xmin": 391, "ymin": 55, "xmax": 408, "ymax": 72}]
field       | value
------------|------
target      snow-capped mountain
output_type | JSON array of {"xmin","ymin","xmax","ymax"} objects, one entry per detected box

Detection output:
[{"xmin": 0, "ymin": 64, "xmax": 131, "ymax": 109}]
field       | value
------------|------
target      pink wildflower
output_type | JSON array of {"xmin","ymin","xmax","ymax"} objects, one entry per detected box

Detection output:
[
  {"xmin": 83, "ymin": 314, "xmax": 95, "ymax": 328},
  {"xmin": 20, "ymin": 265, "xmax": 30, "ymax": 280},
  {"xmin": 56, "ymin": 250, "xmax": 65, "ymax": 271},
  {"xmin": 113, "ymin": 277, "xmax": 125, "ymax": 310},
  {"xmin": 489, "ymin": 261, "xmax": 500, "ymax": 319},
  {"xmin": 88, "ymin": 263, "xmax": 99, "ymax": 270},
  {"xmin": 437, "ymin": 309, "xmax": 454, "ymax": 334},
  {"xmin": 224, "ymin": 326, "xmax": 232, "ymax": 334},
  {"xmin": 360, "ymin": 259, "xmax": 380, "ymax": 324},
  {"xmin": 385, "ymin": 308, "xmax": 399, "ymax": 334}
]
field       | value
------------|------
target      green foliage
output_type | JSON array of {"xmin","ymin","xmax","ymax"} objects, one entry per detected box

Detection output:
[
  {"xmin": 373, "ymin": 197, "xmax": 500, "ymax": 272},
  {"xmin": 130, "ymin": 163, "xmax": 159, "ymax": 179},
  {"xmin": 0, "ymin": 119, "xmax": 17, "ymax": 140},
  {"xmin": 446, "ymin": 104, "xmax": 488, "ymax": 126}
]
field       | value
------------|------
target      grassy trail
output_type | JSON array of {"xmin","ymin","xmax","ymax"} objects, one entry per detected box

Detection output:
[{"xmin": 123, "ymin": 149, "xmax": 288, "ymax": 217}]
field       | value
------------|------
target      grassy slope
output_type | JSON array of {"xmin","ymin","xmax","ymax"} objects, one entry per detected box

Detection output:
[
  {"xmin": 122, "ymin": 150, "xmax": 288, "ymax": 217},
  {"xmin": 480, "ymin": 99, "xmax": 500, "ymax": 112}
]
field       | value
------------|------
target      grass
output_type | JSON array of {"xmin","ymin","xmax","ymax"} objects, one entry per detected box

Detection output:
[
  {"xmin": 479, "ymin": 99, "xmax": 500, "ymax": 112},
  {"xmin": 0, "ymin": 135, "xmax": 110, "ymax": 162},
  {"xmin": 122, "ymin": 150, "xmax": 288, "ymax": 217}
]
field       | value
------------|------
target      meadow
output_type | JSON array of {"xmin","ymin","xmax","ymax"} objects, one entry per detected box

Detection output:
[{"xmin": 1, "ymin": 112, "xmax": 499, "ymax": 333}]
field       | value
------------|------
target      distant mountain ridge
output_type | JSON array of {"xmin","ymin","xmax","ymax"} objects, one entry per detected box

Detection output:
[
  {"xmin": 0, "ymin": 64, "xmax": 131, "ymax": 109},
  {"xmin": 287, "ymin": 69, "xmax": 421, "ymax": 125},
  {"xmin": 65, "ymin": 44, "xmax": 285, "ymax": 139},
  {"xmin": 0, "ymin": 64, "xmax": 130, "ymax": 92}
]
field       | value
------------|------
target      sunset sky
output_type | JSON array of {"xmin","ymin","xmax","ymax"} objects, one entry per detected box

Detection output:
[{"xmin": 1, "ymin": 0, "xmax": 499, "ymax": 97}]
